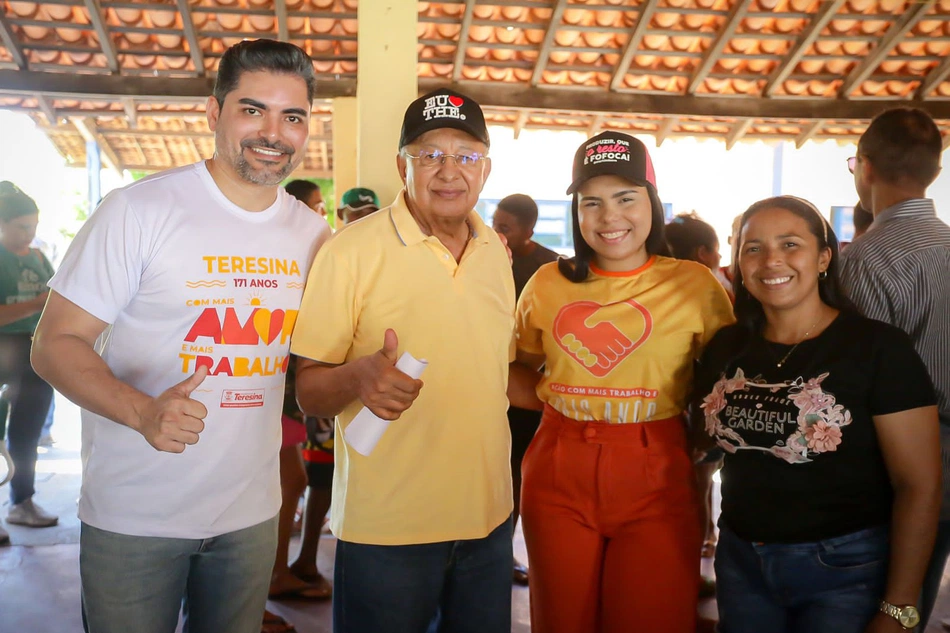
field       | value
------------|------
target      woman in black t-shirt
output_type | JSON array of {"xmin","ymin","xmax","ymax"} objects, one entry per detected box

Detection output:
[{"xmin": 693, "ymin": 196, "xmax": 940, "ymax": 633}]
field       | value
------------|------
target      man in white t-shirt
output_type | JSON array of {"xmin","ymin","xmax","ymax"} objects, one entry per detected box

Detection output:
[{"xmin": 30, "ymin": 39, "xmax": 331, "ymax": 633}]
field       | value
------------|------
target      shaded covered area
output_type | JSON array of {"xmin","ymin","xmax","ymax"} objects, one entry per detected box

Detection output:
[{"xmin": 0, "ymin": 0, "xmax": 949, "ymax": 173}]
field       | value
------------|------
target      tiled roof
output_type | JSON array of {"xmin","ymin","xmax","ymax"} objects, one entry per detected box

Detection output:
[{"xmin": 1, "ymin": 0, "xmax": 949, "ymax": 171}]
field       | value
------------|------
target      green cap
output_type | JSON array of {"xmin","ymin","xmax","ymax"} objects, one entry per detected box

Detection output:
[{"xmin": 340, "ymin": 187, "xmax": 380, "ymax": 211}]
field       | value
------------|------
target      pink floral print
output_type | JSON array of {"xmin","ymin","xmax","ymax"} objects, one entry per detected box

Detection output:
[{"xmin": 704, "ymin": 369, "xmax": 852, "ymax": 464}]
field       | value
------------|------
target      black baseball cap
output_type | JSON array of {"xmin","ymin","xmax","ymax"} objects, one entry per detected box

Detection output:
[
  {"xmin": 566, "ymin": 131, "xmax": 657, "ymax": 195},
  {"xmin": 399, "ymin": 88, "xmax": 490, "ymax": 149}
]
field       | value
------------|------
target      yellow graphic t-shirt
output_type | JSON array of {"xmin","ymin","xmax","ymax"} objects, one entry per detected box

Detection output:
[{"xmin": 516, "ymin": 255, "xmax": 735, "ymax": 423}]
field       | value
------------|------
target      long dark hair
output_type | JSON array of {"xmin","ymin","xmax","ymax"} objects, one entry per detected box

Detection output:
[
  {"xmin": 732, "ymin": 195, "xmax": 856, "ymax": 336},
  {"xmin": 558, "ymin": 181, "xmax": 670, "ymax": 282},
  {"xmin": 665, "ymin": 212, "xmax": 718, "ymax": 262}
]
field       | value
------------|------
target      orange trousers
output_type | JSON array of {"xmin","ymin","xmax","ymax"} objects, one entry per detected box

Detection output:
[{"xmin": 521, "ymin": 406, "xmax": 701, "ymax": 633}]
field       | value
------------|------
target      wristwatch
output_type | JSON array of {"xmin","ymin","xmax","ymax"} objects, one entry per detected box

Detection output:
[{"xmin": 879, "ymin": 600, "xmax": 920, "ymax": 629}]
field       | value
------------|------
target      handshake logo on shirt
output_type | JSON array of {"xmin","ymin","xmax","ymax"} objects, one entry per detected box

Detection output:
[{"xmin": 553, "ymin": 299, "xmax": 653, "ymax": 378}]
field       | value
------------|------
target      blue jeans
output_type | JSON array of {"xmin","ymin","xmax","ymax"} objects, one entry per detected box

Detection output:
[
  {"xmin": 715, "ymin": 524, "xmax": 889, "ymax": 633},
  {"xmin": 0, "ymin": 333, "xmax": 54, "ymax": 504},
  {"xmin": 333, "ymin": 516, "xmax": 513, "ymax": 633},
  {"xmin": 80, "ymin": 516, "xmax": 278, "ymax": 633},
  {"xmin": 918, "ymin": 519, "xmax": 950, "ymax": 629}
]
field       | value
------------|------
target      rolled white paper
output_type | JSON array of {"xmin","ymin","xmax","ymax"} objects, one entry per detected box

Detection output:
[{"xmin": 343, "ymin": 352, "xmax": 428, "ymax": 456}]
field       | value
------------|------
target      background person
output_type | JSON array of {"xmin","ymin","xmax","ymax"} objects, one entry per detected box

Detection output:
[
  {"xmin": 841, "ymin": 107, "xmax": 950, "ymax": 631},
  {"xmin": 336, "ymin": 187, "xmax": 380, "ymax": 225},
  {"xmin": 0, "ymin": 181, "xmax": 56, "ymax": 539},
  {"xmin": 285, "ymin": 180, "xmax": 325, "ymax": 218},
  {"xmin": 490, "ymin": 192, "xmax": 558, "ymax": 585}
]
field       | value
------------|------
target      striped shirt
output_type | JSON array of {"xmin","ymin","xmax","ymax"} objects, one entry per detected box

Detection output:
[
  {"xmin": 839, "ymin": 198, "xmax": 950, "ymax": 425},
  {"xmin": 841, "ymin": 198, "xmax": 950, "ymax": 519}
]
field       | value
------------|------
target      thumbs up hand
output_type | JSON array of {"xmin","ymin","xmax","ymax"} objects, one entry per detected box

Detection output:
[
  {"xmin": 356, "ymin": 329, "xmax": 424, "ymax": 421},
  {"xmin": 135, "ymin": 365, "xmax": 210, "ymax": 453}
]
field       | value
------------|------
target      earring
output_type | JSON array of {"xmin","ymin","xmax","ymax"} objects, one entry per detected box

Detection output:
[{"xmin": 818, "ymin": 270, "xmax": 828, "ymax": 280}]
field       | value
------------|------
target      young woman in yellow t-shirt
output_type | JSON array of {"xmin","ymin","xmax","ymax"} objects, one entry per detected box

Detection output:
[{"xmin": 508, "ymin": 132, "xmax": 734, "ymax": 633}]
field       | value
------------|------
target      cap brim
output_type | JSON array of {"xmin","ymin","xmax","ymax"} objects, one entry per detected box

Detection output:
[
  {"xmin": 402, "ymin": 119, "xmax": 489, "ymax": 148},
  {"xmin": 565, "ymin": 164, "xmax": 652, "ymax": 195}
]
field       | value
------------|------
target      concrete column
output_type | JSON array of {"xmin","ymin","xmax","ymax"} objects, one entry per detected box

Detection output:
[
  {"xmin": 355, "ymin": 0, "xmax": 418, "ymax": 207},
  {"xmin": 332, "ymin": 96, "xmax": 358, "ymax": 210}
]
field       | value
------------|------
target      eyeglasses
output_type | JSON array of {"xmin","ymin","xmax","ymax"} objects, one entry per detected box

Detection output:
[
  {"xmin": 846, "ymin": 156, "xmax": 857, "ymax": 174},
  {"xmin": 403, "ymin": 149, "xmax": 487, "ymax": 169}
]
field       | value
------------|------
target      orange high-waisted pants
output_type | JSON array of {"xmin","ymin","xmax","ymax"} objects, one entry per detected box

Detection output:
[{"xmin": 521, "ymin": 405, "xmax": 701, "ymax": 633}]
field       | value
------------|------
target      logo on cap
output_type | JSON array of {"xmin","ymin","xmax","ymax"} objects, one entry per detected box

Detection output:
[
  {"xmin": 423, "ymin": 94, "xmax": 467, "ymax": 122},
  {"xmin": 584, "ymin": 138, "xmax": 631, "ymax": 166},
  {"xmin": 358, "ymin": 195, "xmax": 373, "ymax": 203}
]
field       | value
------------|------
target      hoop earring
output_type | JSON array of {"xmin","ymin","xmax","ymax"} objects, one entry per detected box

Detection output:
[{"xmin": 818, "ymin": 270, "xmax": 828, "ymax": 280}]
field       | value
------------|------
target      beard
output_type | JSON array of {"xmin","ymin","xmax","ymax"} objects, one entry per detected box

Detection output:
[{"xmin": 229, "ymin": 138, "xmax": 301, "ymax": 186}]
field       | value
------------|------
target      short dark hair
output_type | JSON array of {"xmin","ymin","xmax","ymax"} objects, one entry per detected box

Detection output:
[
  {"xmin": 558, "ymin": 182, "xmax": 670, "ymax": 283},
  {"xmin": 496, "ymin": 194, "xmax": 539, "ymax": 229},
  {"xmin": 853, "ymin": 201, "xmax": 873, "ymax": 233},
  {"xmin": 284, "ymin": 179, "xmax": 319, "ymax": 203},
  {"xmin": 0, "ymin": 181, "xmax": 38, "ymax": 220},
  {"xmin": 733, "ymin": 196, "xmax": 855, "ymax": 335},
  {"xmin": 214, "ymin": 39, "xmax": 317, "ymax": 105},
  {"xmin": 665, "ymin": 212, "xmax": 718, "ymax": 262},
  {"xmin": 858, "ymin": 107, "xmax": 942, "ymax": 188}
]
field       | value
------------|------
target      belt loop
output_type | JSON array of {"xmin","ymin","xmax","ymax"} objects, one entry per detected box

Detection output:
[{"xmin": 640, "ymin": 423, "xmax": 649, "ymax": 448}]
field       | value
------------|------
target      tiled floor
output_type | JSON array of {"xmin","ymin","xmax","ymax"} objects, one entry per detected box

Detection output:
[{"xmin": 2, "ymin": 396, "xmax": 948, "ymax": 632}]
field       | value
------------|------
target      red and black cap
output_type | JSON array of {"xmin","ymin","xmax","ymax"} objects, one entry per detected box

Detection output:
[{"xmin": 566, "ymin": 131, "xmax": 657, "ymax": 195}]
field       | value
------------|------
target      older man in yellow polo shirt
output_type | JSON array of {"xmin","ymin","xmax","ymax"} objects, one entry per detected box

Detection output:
[{"xmin": 291, "ymin": 89, "xmax": 515, "ymax": 633}]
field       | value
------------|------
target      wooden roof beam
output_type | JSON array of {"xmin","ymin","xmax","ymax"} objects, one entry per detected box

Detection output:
[
  {"xmin": 176, "ymin": 0, "xmax": 206, "ymax": 77},
  {"xmin": 82, "ymin": 0, "xmax": 119, "ymax": 73},
  {"xmin": 420, "ymin": 79, "xmax": 950, "ymax": 120},
  {"xmin": 609, "ymin": 0, "xmax": 660, "ymax": 92},
  {"xmin": 275, "ymin": 0, "xmax": 289, "ymax": 41},
  {"xmin": 121, "ymin": 97, "xmax": 138, "ymax": 128},
  {"xmin": 655, "ymin": 116, "xmax": 678, "ymax": 147},
  {"xmin": 588, "ymin": 114, "xmax": 605, "ymax": 137},
  {"xmin": 451, "ymin": 0, "xmax": 477, "ymax": 82},
  {"xmin": 35, "ymin": 93, "xmax": 57, "ymax": 125},
  {"xmin": 725, "ymin": 119, "xmax": 752, "ymax": 150},
  {"xmin": 764, "ymin": 0, "xmax": 846, "ymax": 97},
  {"xmin": 838, "ymin": 0, "xmax": 936, "ymax": 97},
  {"xmin": 0, "ymin": 70, "xmax": 356, "ymax": 100},
  {"xmin": 687, "ymin": 0, "xmax": 755, "ymax": 95},
  {"xmin": 916, "ymin": 54, "xmax": 950, "ymax": 100},
  {"xmin": 0, "ymin": 11, "xmax": 26, "ymax": 70},
  {"xmin": 795, "ymin": 119, "xmax": 824, "ymax": 148},
  {"xmin": 513, "ymin": 110, "xmax": 529, "ymax": 139},
  {"xmin": 530, "ymin": 0, "xmax": 569, "ymax": 87},
  {"xmin": 72, "ymin": 117, "xmax": 124, "ymax": 175}
]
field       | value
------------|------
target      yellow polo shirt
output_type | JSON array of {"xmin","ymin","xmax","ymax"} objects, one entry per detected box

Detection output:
[{"xmin": 291, "ymin": 191, "xmax": 515, "ymax": 545}]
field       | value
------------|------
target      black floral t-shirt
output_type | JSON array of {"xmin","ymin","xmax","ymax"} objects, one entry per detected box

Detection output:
[{"xmin": 695, "ymin": 311, "xmax": 936, "ymax": 543}]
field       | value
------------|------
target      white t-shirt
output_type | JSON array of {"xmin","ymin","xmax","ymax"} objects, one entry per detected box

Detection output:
[{"xmin": 49, "ymin": 162, "xmax": 330, "ymax": 538}]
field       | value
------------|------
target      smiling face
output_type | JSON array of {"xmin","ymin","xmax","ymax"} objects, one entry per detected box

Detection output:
[
  {"xmin": 397, "ymin": 127, "xmax": 491, "ymax": 222},
  {"xmin": 576, "ymin": 174, "xmax": 653, "ymax": 272},
  {"xmin": 738, "ymin": 207, "xmax": 831, "ymax": 313},
  {"xmin": 206, "ymin": 70, "xmax": 311, "ymax": 187}
]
